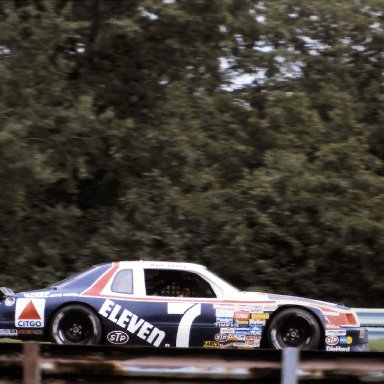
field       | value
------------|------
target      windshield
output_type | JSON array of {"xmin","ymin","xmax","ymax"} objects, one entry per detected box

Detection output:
[
  {"xmin": 201, "ymin": 269, "xmax": 241, "ymax": 296},
  {"xmin": 47, "ymin": 266, "xmax": 98, "ymax": 289}
]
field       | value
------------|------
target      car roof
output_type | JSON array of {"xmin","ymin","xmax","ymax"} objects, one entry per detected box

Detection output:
[{"xmin": 98, "ymin": 260, "xmax": 208, "ymax": 272}]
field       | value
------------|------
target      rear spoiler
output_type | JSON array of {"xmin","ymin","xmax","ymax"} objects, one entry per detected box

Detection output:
[{"xmin": 0, "ymin": 287, "xmax": 15, "ymax": 300}]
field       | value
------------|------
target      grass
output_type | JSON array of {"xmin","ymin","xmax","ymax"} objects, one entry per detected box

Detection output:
[
  {"xmin": 0, "ymin": 338, "xmax": 21, "ymax": 343},
  {"xmin": 368, "ymin": 339, "xmax": 384, "ymax": 352}
]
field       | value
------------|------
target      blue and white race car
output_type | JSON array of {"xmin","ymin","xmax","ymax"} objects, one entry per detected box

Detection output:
[{"xmin": 0, "ymin": 261, "xmax": 368, "ymax": 351}]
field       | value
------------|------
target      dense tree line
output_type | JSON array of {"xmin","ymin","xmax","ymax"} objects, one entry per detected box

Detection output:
[{"xmin": 0, "ymin": 0, "xmax": 383, "ymax": 307}]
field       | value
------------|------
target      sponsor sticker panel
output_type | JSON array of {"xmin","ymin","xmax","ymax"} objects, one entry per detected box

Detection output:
[
  {"xmin": 212, "ymin": 304, "xmax": 271, "ymax": 349},
  {"xmin": 0, "ymin": 329, "xmax": 18, "ymax": 337}
]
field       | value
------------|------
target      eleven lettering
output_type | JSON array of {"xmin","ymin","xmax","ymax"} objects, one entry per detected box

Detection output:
[{"xmin": 99, "ymin": 299, "xmax": 165, "ymax": 347}]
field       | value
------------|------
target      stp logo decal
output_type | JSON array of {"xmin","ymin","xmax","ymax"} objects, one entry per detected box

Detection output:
[
  {"xmin": 214, "ymin": 333, "xmax": 228, "ymax": 343},
  {"xmin": 325, "ymin": 336, "xmax": 339, "ymax": 346},
  {"xmin": 107, "ymin": 330, "xmax": 129, "ymax": 344},
  {"xmin": 15, "ymin": 299, "xmax": 45, "ymax": 328}
]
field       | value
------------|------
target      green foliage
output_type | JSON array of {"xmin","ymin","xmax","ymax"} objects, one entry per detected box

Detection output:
[
  {"xmin": 368, "ymin": 339, "xmax": 384, "ymax": 352},
  {"xmin": 0, "ymin": 0, "xmax": 383, "ymax": 307}
]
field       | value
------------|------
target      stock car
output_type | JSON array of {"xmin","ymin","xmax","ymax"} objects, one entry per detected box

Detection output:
[{"xmin": 0, "ymin": 261, "xmax": 368, "ymax": 351}]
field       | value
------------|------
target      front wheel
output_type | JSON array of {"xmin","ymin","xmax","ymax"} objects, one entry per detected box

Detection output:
[
  {"xmin": 49, "ymin": 304, "xmax": 102, "ymax": 345},
  {"xmin": 266, "ymin": 308, "xmax": 321, "ymax": 350}
]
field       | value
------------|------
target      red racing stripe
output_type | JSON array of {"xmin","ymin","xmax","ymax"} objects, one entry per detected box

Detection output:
[{"xmin": 81, "ymin": 262, "xmax": 119, "ymax": 297}]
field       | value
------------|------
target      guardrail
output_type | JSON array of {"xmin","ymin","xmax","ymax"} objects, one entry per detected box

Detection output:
[
  {"xmin": 354, "ymin": 308, "xmax": 384, "ymax": 340},
  {"xmin": 1, "ymin": 342, "xmax": 384, "ymax": 384}
]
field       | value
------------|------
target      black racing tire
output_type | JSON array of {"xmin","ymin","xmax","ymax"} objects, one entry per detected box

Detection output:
[
  {"xmin": 49, "ymin": 304, "xmax": 103, "ymax": 345},
  {"xmin": 266, "ymin": 308, "xmax": 321, "ymax": 350}
]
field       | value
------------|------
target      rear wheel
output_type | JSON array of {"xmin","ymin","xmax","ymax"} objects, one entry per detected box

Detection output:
[
  {"xmin": 266, "ymin": 308, "xmax": 321, "ymax": 350},
  {"xmin": 49, "ymin": 304, "xmax": 102, "ymax": 345}
]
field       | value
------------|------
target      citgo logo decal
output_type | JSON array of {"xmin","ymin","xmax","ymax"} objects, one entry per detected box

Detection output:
[{"xmin": 15, "ymin": 299, "xmax": 45, "ymax": 328}]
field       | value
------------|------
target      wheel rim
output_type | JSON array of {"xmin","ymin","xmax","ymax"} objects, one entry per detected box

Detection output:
[
  {"xmin": 276, "ymin": 315, "xmax": 313, "ymax": 348},
  {"xmin": 58, "ymin": 312, "xmax": 93, "ymax": 343}
]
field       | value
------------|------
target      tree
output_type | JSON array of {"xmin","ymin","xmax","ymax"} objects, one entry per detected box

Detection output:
[{"xmin": 0, "ymin": 0, "xmax": 383, "ymax": 307}]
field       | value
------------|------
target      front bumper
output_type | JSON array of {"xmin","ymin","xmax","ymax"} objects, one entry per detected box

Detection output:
[{"xmin": 325, "ymin": 327, "xmax": 368, "ymax": 352}]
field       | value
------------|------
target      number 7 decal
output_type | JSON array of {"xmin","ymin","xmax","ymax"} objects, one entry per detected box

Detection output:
[{"xmin": 168, "ymin": 303, "xmax": 201, "ymax": 347}]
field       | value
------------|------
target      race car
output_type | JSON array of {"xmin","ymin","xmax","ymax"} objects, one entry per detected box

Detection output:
[{"xmin": 0, "ymin": 261, "xmax": 368, "ymax": 351}]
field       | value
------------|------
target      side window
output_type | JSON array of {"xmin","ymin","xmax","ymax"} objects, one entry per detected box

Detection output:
[
  {"xmin": 144, "ymin": 269, "xmax": 216, "ymax": 298},
  {"xmin": 111, "ymin": 269, "xmax": 133, "ymax": 294}
]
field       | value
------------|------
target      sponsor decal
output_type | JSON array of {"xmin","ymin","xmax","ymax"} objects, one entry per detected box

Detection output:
[
  {"xmin": 325, "ymin": 330, "xmax": 346, "ymax": 336},
  {"xmin": 325, "ymin": 336, "xmax": 339, "ymax": 346},
  {"xmin": 204, "ymin": 340, "xmax": 220, "ymax": 348},
  {"xmin": 214, "ymin": 304, "xmax": 250, "ymax": 311},
  {"xmin": 249, "ymin": 306, "xmax": 263, "ymax": 312},
  {"xmin": 261, "ymin": 305, "xmax": 277, "ymax": 312},
  {"xmin": 220, "ymin": 327, "xmax": 235, "ymax": 334},
  {"xmin": 323, "ymin": 312, "xmax": 341, "ymax": 316},
  {"xmin": 236, "ymin": 344, "xmax": 254, "ymax": 349},
  {"xmin": 250, "ymin": 325, "xmax": 263, "ymax": 332},
  {"xmin": 107, "ymin": 330, "xmax": 129, "ymax": 344},
  {"xmin": 214, "ymin": 304, "xmax": 236, "ymax": 310},
  {"xmin": 326, "ymin": 346, "xmax": 350, "ymax": 352},
  {"xmin": 235, "ymin": 320, "xmax": 249, "ymax": 326},
  {"xmin": 215, "ymin": 316, "xmax": 233, "ymax": 324},
  {"xmin": 339, "ymin": 336, "xmax": 353, "ymax": 345},
  {"xmin": 235, "ymin": 328, "xmax": 249, "ymax": 336},
  {"xmin": 228, "ymin": 334, "xmax": 245, "ymax": 341},
  {"xmin": 23, "ymin": 292, "xmax": 50, "ymax": 298},
  {"xmin": 99, "ymin": 299, "xmax": 165, "ymax": 347},
  {"xmin": 17, "ymin": 329, "xmax": 43, "ymax": 335},
  {"xmin": 15, "ymin": 299, "xmax": 45, "ymax": 328},
  {"xmin": 245, "ymin": 335, "xmax": 261, "ymax": 344},
  {"xmin": 214, "ymin": 333, "xmax": 228, "ymax": 343},
  {"xmin": 234, "ymin": 312, "xmax": 250, "ymax": 321},
  {"xmin": 251, "ymin": 313, "xmax": 269, "ymax": 320},
  {"xmin": 249, "ymin": 320, "xmax": 266, "ymax": 326},
  {"xmin": 326, "ymin": 324, "xmax": 341, "ymax": 329},
  {"xmin": 230, "ymin": 342, "xmax": 248, "ymax": 347},
  {"xmin": 0, "ymin": 329, "xmax": 18, "ymax": 336},
  {"xmin": 216, "ymin": 309, "xmax": 234, "ymax": 318},
  {"xmin": 215, "ymin": 322, "xmax": 233, "ymax": 327}
]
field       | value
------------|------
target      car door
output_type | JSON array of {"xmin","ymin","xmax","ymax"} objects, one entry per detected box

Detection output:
[{"xmin": 142, "ymin": 268, "xmax": 219, "ymax": 348}]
